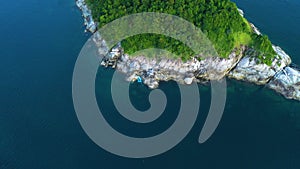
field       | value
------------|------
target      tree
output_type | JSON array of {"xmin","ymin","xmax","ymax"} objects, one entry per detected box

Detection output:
[{"xmin": 86, "ymin": 0, "xmax": 276, "ymax": 62}]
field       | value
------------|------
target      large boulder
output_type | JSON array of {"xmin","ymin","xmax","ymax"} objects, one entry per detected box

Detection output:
[
  {"xmin": 268, "ymin": 66, "xmax": 300, "ymax": 100},
  {"xmin": 229, "ymin": 46, "xmax": 291, "ymax": 84}
]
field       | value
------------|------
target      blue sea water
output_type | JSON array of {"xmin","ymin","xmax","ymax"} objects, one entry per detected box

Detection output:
[{"xmin": 0, "ymin": 0, "xmax": 299, "ymax": 168}]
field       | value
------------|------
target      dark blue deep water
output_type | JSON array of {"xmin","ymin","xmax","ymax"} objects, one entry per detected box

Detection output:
[{"xmin": 0, "ymin": 0, "xmax": 299, "ymax": 168}]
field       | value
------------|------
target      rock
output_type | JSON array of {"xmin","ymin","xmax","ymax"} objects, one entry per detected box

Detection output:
[
  {"xmin": 89, "ymin": 22, "xmax": 300, "ymax": 101},
  {"xmin": 127, "ymin": 73, "xmax": 139, "ymax": 82},
  {"xmin": 229, "ymin": 46, "xmax": 291, "ymax": 85},
  {"xmin": 141, "ymin": 64, "xmax": 149, "ymax": 70},
  {"xmin": 184, "ymin": 77, "xmax": 194, "ymax": 85},
  {"xmin": 237, "ymin": 8, "xmax": 244, "ymax": 17},
  {"xmin": 121, "ymin": 54, "xmax": 129, "ymax": 62},
  {"xmin": 268, "ymin": 66, "xmax": 300, "ymax": 100},
  {"xmin": 196, "ymin": 46, "xmax": 245, "ymax": 80},
  {"xmin": 250, "ymin": 23, "xmax": 261, "ymax": 35},
  {"xmin": 76, "ymin": 0, "xmax": 97, "ymax": 33}
]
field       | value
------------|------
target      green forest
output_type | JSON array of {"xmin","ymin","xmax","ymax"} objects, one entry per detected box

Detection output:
[{"xmin": 86, "ymin": 0, "xmax": 276, "ymax": 64}]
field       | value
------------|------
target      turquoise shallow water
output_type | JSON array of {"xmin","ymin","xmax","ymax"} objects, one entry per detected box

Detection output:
[{"xmin": 0, "ymin": 0, "xmax": 299, "ymax": 168}]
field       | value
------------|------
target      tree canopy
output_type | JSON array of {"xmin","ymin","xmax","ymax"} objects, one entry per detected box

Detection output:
[{"xmin": 86, "ymin": 0, "xmax": 276, "ymax": 64}]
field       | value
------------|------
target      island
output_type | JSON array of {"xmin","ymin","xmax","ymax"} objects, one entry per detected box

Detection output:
[{"xmin": 76, "ymin": 0, "xmax": 300, "ymax": 101}]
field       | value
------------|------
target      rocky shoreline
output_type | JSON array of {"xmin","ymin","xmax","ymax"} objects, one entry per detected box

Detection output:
[
  {"xmin": 76, "ymin": 0, "xmax": 97, "ymax": 33},
  {"xmin": 76, "ymin": 0, "xmax": 300, "ymax": 101}
]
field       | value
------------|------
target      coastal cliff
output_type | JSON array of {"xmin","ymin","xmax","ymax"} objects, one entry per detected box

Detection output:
[{"xmin": 76, "ymin": 0, "xmax": 300, "ymax": 101}]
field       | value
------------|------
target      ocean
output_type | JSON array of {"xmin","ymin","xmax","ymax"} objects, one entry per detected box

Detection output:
[{"xmin": 0, "ymin": 0, "xmax": 299, "ymax": 168}]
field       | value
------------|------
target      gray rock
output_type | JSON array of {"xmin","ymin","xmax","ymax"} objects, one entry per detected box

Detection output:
[
  {"xmin": 229, "ymin": 46, "xmax": 291, "ymax": 85},
  {"xmin": 88, "ymin": 22, "xmax": 300, "ymax": 101},
  {"xmin": 76, "ymin": 0, "xmax": 97, "ymax": 33},
  {"xmin": 268, "ymin": 66, "xmax": 300, "ymax": 100},
  {"xmin": 184, "ymin": 77, "xmax": 194, "ymax": 85}
]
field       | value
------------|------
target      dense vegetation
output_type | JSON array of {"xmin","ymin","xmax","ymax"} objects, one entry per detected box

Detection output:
[{"xmin": 86, "ymin": 0, "xmax": 276, "ymax": 64}]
